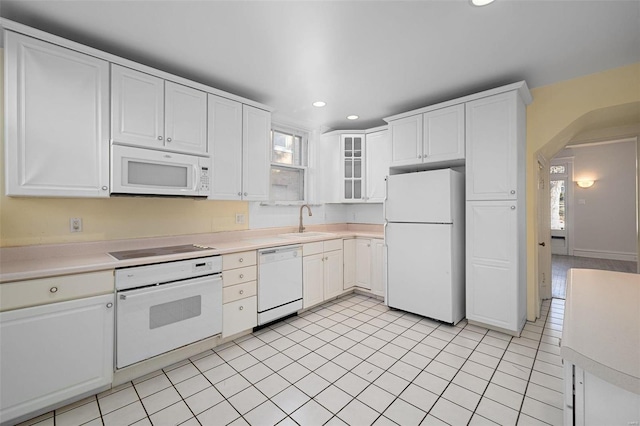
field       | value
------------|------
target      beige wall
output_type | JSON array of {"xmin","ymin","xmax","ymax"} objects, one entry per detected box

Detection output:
[
  {"xmin": 0, "ymin": 48, "xmax": 249, "ymax": 247},
  {"xmin": 526, "ymin": 62, "xmax": 640, "ymax": 319}
]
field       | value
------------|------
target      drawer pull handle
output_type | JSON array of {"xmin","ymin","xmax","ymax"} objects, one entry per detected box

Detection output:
[
  {"xmin": 106, "ymin": 303, "xmax": 113, "ymax": 308},
  {"xmin": 240, "ymin": 274, "xmax": 244, "ymax": 279},
  {"xmin": 239, "ymin": 290, "xmax": 244, "ymax": 295},
  {"xmin": 239, "ymin": 258, "xmax": 244, "ymax": 263},
  {"xmin": 50, "ymin": 287, "xmax": 58, "ymax": 293},
  {"xmin": 239, "ymin": 306, "xmax": 244, "ymax": 311}
]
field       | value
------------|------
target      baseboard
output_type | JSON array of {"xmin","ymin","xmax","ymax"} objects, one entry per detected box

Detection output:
[{"xmin": 572, "ymin": 249, "xmax": 637, "ymax": 262}]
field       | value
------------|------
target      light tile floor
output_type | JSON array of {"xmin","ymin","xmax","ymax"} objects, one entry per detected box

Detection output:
[{"xmin": 18, "ymin": 295, "xmax": 566, "ymax": 426}]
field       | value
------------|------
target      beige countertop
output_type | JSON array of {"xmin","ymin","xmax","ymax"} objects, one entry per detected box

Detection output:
[
  {"xmin": 560, "ymin": 268, "xmax": 640, "ymax": 395},
  {"xmin": 0, "ymin": 224, "xmax": 383, "ymax": 283}
]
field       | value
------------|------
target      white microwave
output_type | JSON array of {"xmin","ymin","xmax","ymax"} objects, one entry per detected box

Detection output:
[{"xmin": 111, "ymin": 145, "xmax": 210, "ymax": 197}]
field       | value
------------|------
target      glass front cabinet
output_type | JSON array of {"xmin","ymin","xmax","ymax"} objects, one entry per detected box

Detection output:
[{"xmin": 341, "ymin": 134, "xmax": 365, "ymax": 202}]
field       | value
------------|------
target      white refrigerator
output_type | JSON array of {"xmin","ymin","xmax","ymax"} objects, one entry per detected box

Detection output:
[{"xmin": 385, "ymin": 169, "xmax": 465, "ymax": 324}]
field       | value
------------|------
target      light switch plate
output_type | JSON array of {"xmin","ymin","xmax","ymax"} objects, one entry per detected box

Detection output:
[{"xmin": 235, "ymin": 213, "xmax": 245, "ymax": 224}]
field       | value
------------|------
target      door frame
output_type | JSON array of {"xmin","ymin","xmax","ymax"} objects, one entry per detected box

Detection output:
[
  {"xmin": 537, "ymin": 154, "xmax": 552, "ymax": 303},
  {"xmin": 549, "ymin": 156, "xmax": 574, "ymax": 256}
]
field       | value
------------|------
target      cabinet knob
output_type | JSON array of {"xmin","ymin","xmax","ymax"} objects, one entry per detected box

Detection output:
[
  {"xmin": 367, "ymin": 244, "xmax": 371, "ymax": 247},
  {"xmin": 239, "ymin": 305, "xmax": 244, "ymax": 311},
  {"xmin": 50, "ymin": 287, "xmax": 58, "ymax": 293},
  {"xmin": 106, "ymin": 303, "xmax": 113, "ymax": 308},
  {"xmin": 158, "ymin": 136, "xmax": 163, "ymax": 141},
  {"xmin": 238, "ymin": 192, "xmax": 242, "ymax": 196},
  {"xmin": 239, "ymin": 290, "xmax": 244, "ymax": 295},
  {"xmin": 167, "ymin": 137, "xmax": 172, "ymax": 142},
  {"xmin": 239, "ymin": 258, "xmax": 244, "ymax": 263},
  {"xmin": 511, "ymin": 206, "xmax": 516, "ymax": 210},
  {"xmin": 239, "ymin": 274, "xmax": 244, "ymax": 279},
  {"xmin": 510, "ymin": 190, "xmax": 516, "ymax": 194},
  {"xmin": 418, "ymin": 155, "xmax": 422, "ymax": 159},
  {"xmin": 244, "ymin": 192, "xmax": 248, "ymax": 196},
  {"xmin": 101, "ymin": 186, "xmax": 108, "ymax": 191}
]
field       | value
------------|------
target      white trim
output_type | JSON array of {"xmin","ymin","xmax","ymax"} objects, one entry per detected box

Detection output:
[
  {"xmin": 321, "ymin": 125, "xmax": 388, "ymax": 137},
  {"xmin": 567, "ymin": 137, "xmax": 637, "ymax": 149},
  {"xmin": 383, "ymin": 81, "xmax": 532, "ymax": 123},
  {"xmin": 572, "ymin": 249, "xmax": 638, "ymax": 262},
  {"xmin": 0, "ymin": 18, "xmax": 272, "ymax": 112}
]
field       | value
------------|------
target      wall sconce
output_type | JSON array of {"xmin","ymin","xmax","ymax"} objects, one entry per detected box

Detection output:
[{"xmin": 576, "ymin": 180, "xmax": 595, "ymax": 188}]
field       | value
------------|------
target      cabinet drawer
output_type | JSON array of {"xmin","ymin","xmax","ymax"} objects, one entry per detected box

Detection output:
[
  {"xmin": 223, "ymin": 251, "xmax": 257, "ymax": 270},
  {"xmin": 223, "ymin": 281, "xmax": 257, "ymax": 304},
  {"xmin": 324, "ymin": 239, "xmax": 343, "ymax": 252},
  {"xmin": 303, "ymin": 242, "xmax": 324, "ymax": 256},
  {"xmin": 0, "ymin": 271, "xmax": 114, "ymax": 312},
  {"xmin": 222, "ymin": 265, "xmax": 257, "ymax": 287},
  {"xmin": 223, "ymin": 296, "xmax": 257, "ymax": 337}
]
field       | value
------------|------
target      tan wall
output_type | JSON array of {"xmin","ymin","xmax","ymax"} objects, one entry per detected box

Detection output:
[
  {"xmin": 526, "ymin": 62, "xmax": 640, "ymax": 319},
  {"xmin": 0, "ymin": 48, "xmax": 249, "ymax": 247}
]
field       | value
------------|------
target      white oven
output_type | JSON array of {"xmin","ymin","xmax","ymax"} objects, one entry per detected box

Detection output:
[
  {"xmin": 111, "ymin": 144, "xmax": 210, "ymax": 197},
  {"xmin": 115, "ymin": 256, "xmax": 222, "ymax": 368}
]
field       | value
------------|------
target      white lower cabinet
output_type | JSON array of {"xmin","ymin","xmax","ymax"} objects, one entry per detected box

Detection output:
[
  {"xmin": 222, "ymin": 297, "xmax": 257, "ymax": 338},
  {"xmin": 302, "ymin": 240, "xmax": 344, "ymax": 309},
  {"xmin": 0, "ymin": 294, "xmax": 114, "ymax": 425},
  {"xmin": 355, "ymin": 239, "xmax": 372, "ymax": 289},
  {"xmin": 370, "ymin": 239, "xmax": 385, "ymax": 298},
  {"xmin": 222, "ymin": 251, "xmax": 258, "ymax": 338},
  {"xmin": 343, "ymin": 239, "xmax": 356, "ymax": 290},
  {"xmin": 343, "ymin": 238, "xmax": 385, "ymax": 298}
]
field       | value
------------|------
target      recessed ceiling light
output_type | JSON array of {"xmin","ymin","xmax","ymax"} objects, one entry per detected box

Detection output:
[
  {"xmin": 312, "ymin": 101, "xmax": 326, "ymax": 107},
  {"xmin": 347, "ymin": 115, "xmax": 359, "ymax": 120},
  {"xmin": 471, "ymin": 0, "xmax": 495, "ymax": 6}
]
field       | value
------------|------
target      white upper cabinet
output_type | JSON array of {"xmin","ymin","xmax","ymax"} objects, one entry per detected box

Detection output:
[
  {"xmin": 389, "ymin": 104, "xmax": 464, "ymax": 168},
  {"xmin": 365, "ymin": 130, "xmax": 390, "ymax": 202},
  {"xmin": 164, "ymin": 81, "xmax": 207, "ymax": 154},
  {"xmin": 242, "ymin": 105, "xmax": 271, "ymax": 201},
  {"xmin": 423, "ymin": 104, "xmax": 465, "ymax": 163},
  {"xmin": 314, "ymin": 133, "xmax": 341, "ymax": 204},
  {"xmin": 5, "ymin": 32, "xmax": 110, "ymax": 197},
  {"xmin": 466, "ymin": 92, "xmax": 520, "ymax": 200},
  {"xmin": 341, "ymin": 134, "xmax": 365, "ymax": 202},
  {"xmin": 111, "ymin": 65, "xmax": 207, "ymax": 155},
  {"xmin": 389, "ymin": 115, "xmax": 422, "ymax": 167},
  {"xmin": 208, "ymin": 95, "xmax": 243, "ymax": 200}
]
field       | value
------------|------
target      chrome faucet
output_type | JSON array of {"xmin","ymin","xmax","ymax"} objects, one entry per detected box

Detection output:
[{"xmin": 299, "ymin": 204, "xmax": 312, "ymax": 233}]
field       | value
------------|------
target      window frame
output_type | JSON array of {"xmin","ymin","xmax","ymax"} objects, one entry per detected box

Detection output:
[{"xmin": 267, "ymin": 124, "xmax": 309, "ymax": 204}]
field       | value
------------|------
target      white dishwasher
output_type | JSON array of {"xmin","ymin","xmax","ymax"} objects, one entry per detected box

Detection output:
[{"xmin": 257, "ymin": 245, "xmax": 303, "ymax": 325}]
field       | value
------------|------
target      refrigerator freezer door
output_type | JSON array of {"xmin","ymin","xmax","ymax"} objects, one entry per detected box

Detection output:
[
  {"xmin": 386, "ymin": 222, "xmax": 456, "ymax": 323},
  {"xmin": 386, "ymin": 169, "xmax": 460, "ymax": 223}
]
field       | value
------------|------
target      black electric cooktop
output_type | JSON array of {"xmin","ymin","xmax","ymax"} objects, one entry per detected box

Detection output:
[{"xmin": 108, "ymin": 244, "xmax": 214, "ymax": 260}]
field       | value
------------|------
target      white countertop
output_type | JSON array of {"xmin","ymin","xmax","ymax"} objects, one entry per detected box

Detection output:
[
  {"xmin": 561, "ymin": 268, "xmax": 640, "ymax": 395},
  {"xmin": 0, "ymin": 225, "xmax": 383, "ymax": 283}
]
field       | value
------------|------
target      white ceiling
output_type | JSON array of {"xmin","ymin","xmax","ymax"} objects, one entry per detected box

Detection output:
[{"xmin": 1, "ymin": 1, "xmax": 639, "ymax": 131}]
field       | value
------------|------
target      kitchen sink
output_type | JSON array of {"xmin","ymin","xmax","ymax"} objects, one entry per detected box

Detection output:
[{"xmin": 279, "ymin": 232, "xmax": 336, "ymax": 239}]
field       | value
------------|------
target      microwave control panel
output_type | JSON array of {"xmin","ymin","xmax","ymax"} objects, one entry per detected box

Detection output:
[{"xmin": 200, "ymin": 167, "xmax": 210, "ymax": 192}]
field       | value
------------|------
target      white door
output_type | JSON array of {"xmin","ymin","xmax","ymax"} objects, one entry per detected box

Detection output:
[
  {"xmin": 0, "ymin": 295, "xmax": 113, "ymax": 424},
  {"xmin": 343, "ymin": 239, "xmax": 356, "ymax": 290},
  {"xmin": 537, "ymin": 156, "xmax": 551, "ymax": 301},
  {"xmin": 386, "ymin": 169, "xmax": 455, "ymax": 223},
  {"xmin": 466, "ymin": 92, "xmax": 518, "ymax": 201},
  {"xmin": 324, "ymin": 250, "xmax": 344, "ymax": 300},
  {"xmin": 5, "ymin": 32, "xmax": 110, "ymax": 197},
  {"xmin": 386, "ymin": 223, "xmax": 454, "ymax": 322},
  {"xmin": 365, "ymin": 130, "xmax": 389, "ymax": 202},
  {"xmin": 242, "ymin": 105, "xmax": 271, "ymax": 201},
  {"xmin": 208, "ymin": 95, "xmax": 243, "ymax": 200},
  {"xmin": 164, "ymin": 81, "xmax": 207, "ymax": 154},
  {"xmin": 111, "ymin": 65, "xmax": 164, "ymax": 148},
  {"xmin": 371, "ymin": 239, "xmax": 385, "ymax": 298},
  {"xmin": 389, "ymin": 115, "xmax": 423, "ymax": 167},
  {"xmin": 423, "ymin": 104, "xmax": 465, "ymax": 163},
  {"xmin": 550, "ymin": 159, "xmax": 572, "ymax": 256},
  {"xmin": 355, "ymin": 239, "xmax": 372, "ymax": 289},
  {"xmin": 466, "ymin": 200, "xmax": 518, "ymax": 331},
  {"xmin": 303, "ymin": 254, "xmax": 324, "ymax": 308}
]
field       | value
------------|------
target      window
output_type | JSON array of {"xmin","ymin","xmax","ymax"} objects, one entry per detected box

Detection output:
[
  {"xmin": 270, "ymin": 127, "xmax": 308, "ymax": 202},
  {"xmin": 550, "ymin": 162, "xmax": 568, "ymax": 231}
]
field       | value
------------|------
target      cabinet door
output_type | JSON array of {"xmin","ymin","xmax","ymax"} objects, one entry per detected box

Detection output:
[
  {"xmin": 324, "ymin": 249, "xmax": 344, "ymax": 300},
  {"xmin": 423, "ymin": 104, "xmax": 465, "ymax": 163},
  {"xmin": 0, "ymin": 294, "xmax": 114, "ymax": 424},
  {"xmin": 341, "ymin": 135, "xmax": 365, "ymax": 202},
  {"xmin": 371, "ymin": 239, "xmax": 385, "ymax": 298},
  {"xmin": 303, "ymin": 254, "xmax": 325, "ymax": 309},
  {"xmin": 222, "ymin": 296, "xmax": 257, "ymax": 338},
  {"xmin": 365, "ymin": 130, "xmax": 390, "ymax": 202},
  {"xmin": 466, "ymin": 92, "xmax": 518, "ymax": 200},
  {"xmin": 242, "ymin": 105, "xmax": 271, "ymax": 201},
  {"xmin": 164, "ymin": 81, "xmax": 207, "ymax": 154},
  {"xmin": 5, "ymin": 32, "xmax": 110, "ymax": 197},
  {"xmin": 355, "ymin": 239, "xmax": 372, "ymax": 289},
  {"xmin": 111, "ymin": 65, "xmax": 164, "ymax": 149},
  {"xmin": 314, "ymin": 133, "xmax": 341, "ymax": 204},
  {"xmin": 389, "ymin": 115, "xmax": 422, "ymax": 167},
  {"xmin": 466, "ymin": 201, "xmax": 518, "ymax": 331},
  {"xmin": 208, "ymin": 95, "xmax": 243, "ymax": 200},
  {"xmin": 343, "ymin": 239, "xmax": 356, "ymax": 290}
]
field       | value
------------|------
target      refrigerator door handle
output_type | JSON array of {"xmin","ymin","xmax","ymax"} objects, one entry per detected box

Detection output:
[{"xmin": 383, "ymin": 175, "xmax": 389, "ymax": 221}]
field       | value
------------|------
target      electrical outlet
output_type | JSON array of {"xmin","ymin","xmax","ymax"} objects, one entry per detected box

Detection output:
[
  {"xmin": 70, "ymin": 217, "xmax": 83, "ymax": 233},
  {"xmin": 235, "ymin": 213, "xmax": 245, "ymax": 224}
]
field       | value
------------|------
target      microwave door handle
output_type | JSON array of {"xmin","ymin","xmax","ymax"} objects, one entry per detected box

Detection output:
[{"xmin": 194, "ymin": 164, "xmax": 199, "ymax": 191}]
